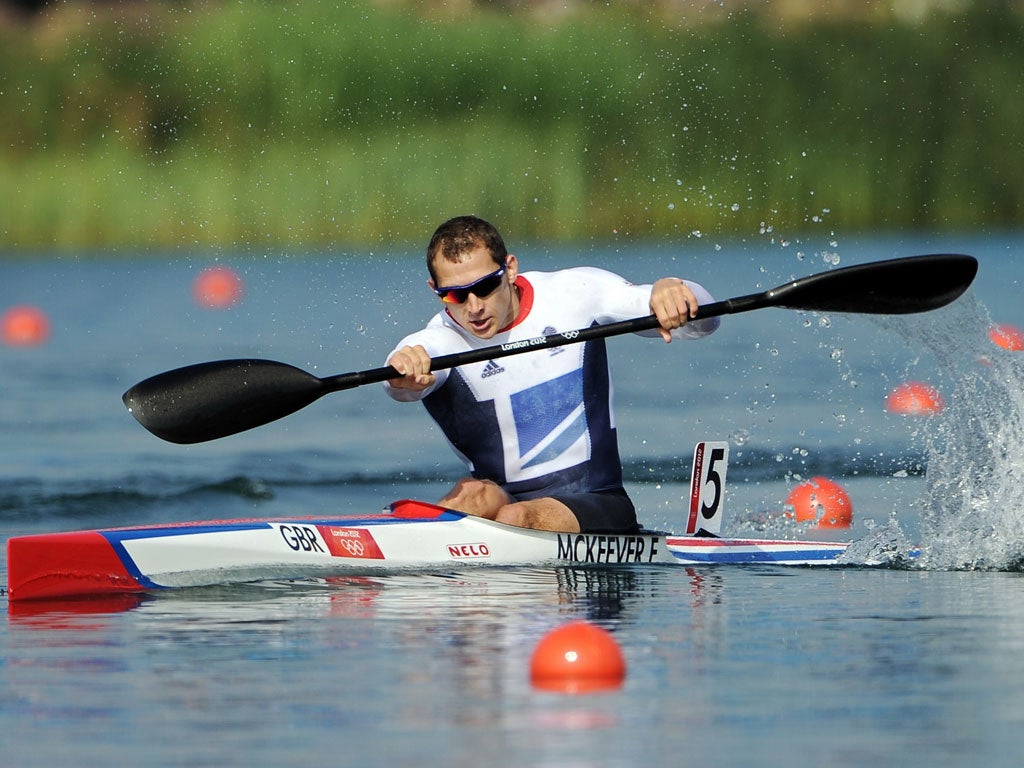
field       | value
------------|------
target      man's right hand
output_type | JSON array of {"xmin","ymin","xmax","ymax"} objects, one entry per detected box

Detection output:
[{"xmin": 386, "ymin": 344, "xmax": 437, "ymax": 391}]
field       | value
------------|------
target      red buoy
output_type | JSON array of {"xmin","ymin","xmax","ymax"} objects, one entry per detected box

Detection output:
[
  {"xmin": 885, "ymin": 381, "xmax": 943, "ymax": 415},
  {"xmin": 1, "ymin": 305, "xmax": 50, "ymax": 346},
  {"xmin": 988, "ymin": 323, "xmax": 1024, "ymax": 352},
  {"xmin": 784, "ymin": 476, "xmax": 853, "ymax": 529},
  {"xmin": 193, "ymin": 266, "xmax": 243, "ymax": 309},
  {"xmin": 530, "ymin": 620, "xmax": 626, "ymax": 694}
]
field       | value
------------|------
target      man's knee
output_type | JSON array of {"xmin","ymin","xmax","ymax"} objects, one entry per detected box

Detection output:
[
  {"xmin": 445, "ymin": 477, "xmax": 498, "ymax": 502},
  {"xmin": 494, "ymin": 499, "xmax": 580, "ymax": 533},
  {"xmin": 493, "ymin": 504, "xmax": 527, "ymax": 528},
  {"xmin": 441, "ymin": 477, "xmax": 509, "ymax": 517}
]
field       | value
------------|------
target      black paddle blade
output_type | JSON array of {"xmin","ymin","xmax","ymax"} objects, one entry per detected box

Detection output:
[
  {"xmin": 123, "ymin": 359, "xmax": 329, "ymax": 444},
  {"xmin": 768, "ymin": 253, "xmax": 978, "ymax": 315}
]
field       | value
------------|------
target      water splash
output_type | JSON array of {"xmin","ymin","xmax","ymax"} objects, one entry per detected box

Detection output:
[
  {"xmin": 880, "ymin": 293, "xmax": 1024, "ymax": 571},
  {"xmin": 840, "ymin": 517, "xmax": 917, "ymax": 567}
]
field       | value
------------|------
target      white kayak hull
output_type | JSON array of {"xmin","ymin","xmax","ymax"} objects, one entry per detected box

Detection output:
[{"xmin": 6, "ymin": 499, "xmax": 848, "ymax": 602}]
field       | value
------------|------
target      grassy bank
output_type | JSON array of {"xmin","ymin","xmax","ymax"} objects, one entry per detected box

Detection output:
[{"xmin": 1, "ymin": 1, "xmax": 1021, "ymax": 249}]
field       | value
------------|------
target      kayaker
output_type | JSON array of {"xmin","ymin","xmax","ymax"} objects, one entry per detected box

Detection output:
[{"xmin": 384, "ymin": 215, "xmax": 719, "ymax": 533}]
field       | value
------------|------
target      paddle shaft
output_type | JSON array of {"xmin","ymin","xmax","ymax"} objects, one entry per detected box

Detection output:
[{"xmin": 321, "ymin": 297, "xmax": 744, "ymax": 394}]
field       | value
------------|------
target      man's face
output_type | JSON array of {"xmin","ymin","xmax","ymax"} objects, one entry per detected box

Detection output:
[{"xmin": 429, "ymin": 246, "xmax": 519, "ymax": 339}]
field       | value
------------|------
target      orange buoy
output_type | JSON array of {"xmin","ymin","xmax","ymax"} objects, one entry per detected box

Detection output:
[
  {"xmin": 784, "ymin": 476, "xmax": 852, "ymax": 529},
  {"xmin": 193, "ymin": 266, "xmax": 243, "ymax": 309},
  {"xmin": 1, "ymin": 305, "xmax": 50, "ymax": 346},
  {"xmin": 885, "ymin": 381, "xmax": 944, "ymax": 415},
  {"xmin": 988, "ymin": 323, "xmax": 1024, "ymax": 352},
  {"xmin": 530, "ymin": 620, "xmax": 626, "ymax": 694}
]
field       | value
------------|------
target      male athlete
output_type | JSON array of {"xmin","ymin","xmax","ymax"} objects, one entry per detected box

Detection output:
[{"xmin": 384, "ymin": 216, "xmax": 719, "ymax": 533}]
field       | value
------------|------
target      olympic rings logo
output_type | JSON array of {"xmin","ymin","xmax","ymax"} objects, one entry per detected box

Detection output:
[{"xmin": 336, "ymin": 537, "xmax": 366, "ymax": 557}]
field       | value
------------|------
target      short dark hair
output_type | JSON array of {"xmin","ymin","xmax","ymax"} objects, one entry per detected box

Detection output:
[{"xmin": 427, "ymin": 216, "xmax": 508, "ymax": 283}]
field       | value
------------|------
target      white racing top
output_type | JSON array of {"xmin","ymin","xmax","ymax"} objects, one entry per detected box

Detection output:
[{"xmin": 383, "ymin": 267, "xmax": 719, "ymax": 499}]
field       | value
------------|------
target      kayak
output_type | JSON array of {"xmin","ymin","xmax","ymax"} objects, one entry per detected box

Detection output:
[
  {"xmin": 6, "ymin": 499, "xmax": 848, "ymax": 602},
  {"xmin": 6, "ymin": 505, "xmax": 851, "ymax": 604},
  {"xmin": 4, "ymin": 443, "xmax": 850, "ymax": 602}
]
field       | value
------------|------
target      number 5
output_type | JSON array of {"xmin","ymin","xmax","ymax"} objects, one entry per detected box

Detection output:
[{"xmin": 686, "ymin": 441, "xmax": 729, "ymax": 535}]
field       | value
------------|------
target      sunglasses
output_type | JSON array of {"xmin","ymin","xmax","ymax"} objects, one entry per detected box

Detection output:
[{"xmin": 433, "ymin": 263, "xmax": 507, "ymax": 305}]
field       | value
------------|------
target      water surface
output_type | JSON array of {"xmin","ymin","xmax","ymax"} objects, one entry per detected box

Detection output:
[{"xmin": 3, "ymin": 233, "xmax": 1023, "ymax": 765}]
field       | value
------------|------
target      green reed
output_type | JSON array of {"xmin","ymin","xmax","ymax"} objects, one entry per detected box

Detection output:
[{"xmin": 1, "ymin": 1, "xmax": 1020, "ymax": 249}]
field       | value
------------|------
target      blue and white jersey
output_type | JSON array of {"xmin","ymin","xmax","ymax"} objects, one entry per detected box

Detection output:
[{"xmin": 383, "ymin": 267, "xmax": 718, "ymax": 499}]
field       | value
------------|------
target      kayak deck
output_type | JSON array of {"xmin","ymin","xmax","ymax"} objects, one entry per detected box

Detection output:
[{"xmin": 6, "ymin": 499, "xmax": 849, "ymax": 602}]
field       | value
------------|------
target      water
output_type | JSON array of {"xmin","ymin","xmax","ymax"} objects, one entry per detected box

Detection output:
[{"xmin": 3, "ymin": 232, "xmax": 1024, "ymax": 766}]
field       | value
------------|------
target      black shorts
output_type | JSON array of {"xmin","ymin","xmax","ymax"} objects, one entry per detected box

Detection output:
[{"xmin": 549, "ymin": 488, "xmax": 639, "ymax": 534}]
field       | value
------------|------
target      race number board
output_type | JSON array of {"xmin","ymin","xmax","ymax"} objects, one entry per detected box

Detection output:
[{"xmin": 686, "ymin": 441, "xmax": 728, "ymax": 535}]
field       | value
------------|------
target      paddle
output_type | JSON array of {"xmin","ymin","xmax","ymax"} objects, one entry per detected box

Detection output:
[{"xmin": 124, "ymin": 253, "xmax": 978, "ymax": 444}]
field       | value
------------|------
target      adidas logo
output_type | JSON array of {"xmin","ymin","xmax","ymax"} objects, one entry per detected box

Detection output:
[{"xmin": 481, "ymin": 360, "xmax": 505, "ymax": 378}]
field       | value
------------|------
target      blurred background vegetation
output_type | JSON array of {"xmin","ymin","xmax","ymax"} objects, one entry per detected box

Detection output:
[{"xmin": 1, "ymin": 0, "xmax": 1022, "ymax": 250}]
